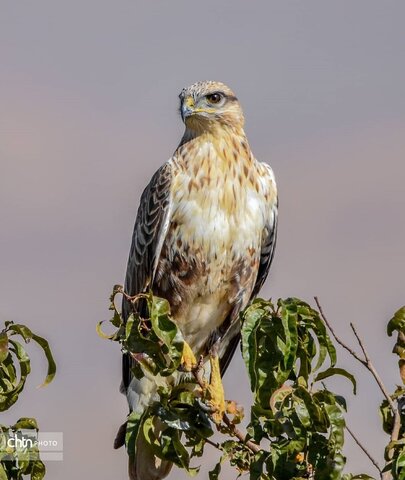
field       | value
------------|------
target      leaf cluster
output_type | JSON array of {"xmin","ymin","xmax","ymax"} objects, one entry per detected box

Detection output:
[
  {"xmin": 102, "ymin": 288, "xmax": 371, "ymax": 479},
  {"xmin": 0, "ymin": 418, "xmax": 45, "ymax": 480},
  {"xmin": 100, "ymin": 286, "xmax": 213, "ymax": 474},
  {"xmin": 237, "ymin": 297, "xmax": 359, "ymax": 480},
  {"xmin": 0, "ymin": 321, "xmax": 56, "ymax": 479},
  {"xmin": 0, "ymin": 322, "xmax": 55, "ymax": 412},
  {"xmin": 381, "ymin": 306, "xmax": 405, "ymax": 478}
]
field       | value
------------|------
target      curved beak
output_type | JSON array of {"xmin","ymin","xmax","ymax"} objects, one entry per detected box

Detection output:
[{"xmin": 181, "ymin": 96, "xmax": 195, "ymax": 122}]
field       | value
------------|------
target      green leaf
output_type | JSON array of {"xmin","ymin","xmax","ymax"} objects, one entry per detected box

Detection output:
[
  {"xmin": 314, "ymin": 367, "xmax": 357, "ymax": 394},
  {"xmin": 249, "ymin": 451, "xmax": 270, "ymax": 480},
  {"xmin": 209, "ymin": 461, "xmax": 221, "ymax": 480},
  {"xmin": 387, "ymin": 306, "xmax": 405, "ymax": 336},
  {"xmin": 31, "ymin": 334, "xmax": 56, "ymax": 387},
  {"xmin": 379, "ymin": 399, "xmax": 393, "ymax": 435},
  {"xmin": 241, "ymin": 302, "xmax": 263, "ymax": 396},
  {"xmin": 293, "ymin": 396, "xmax": 311, "ymax": 428},
  {"xmin": 31, "ymin": 460, "xmax": 46, "ymax": 480},
  {"xmin": 325, "ymin": 402, "xmax": 345, "ymax": 450},
  {"xmin": 125, "ymin": 410, "xmax": 144, "ymax": 457},
  {"xmin": 171, "ymin": 429, "xmax": 191, "ymax": 469},
  {"xmin": 311, "ymin": 307, "xmax": 337, "ymax": 370},
  {"xmin": 0, "ymin": 355, "xmax": 18, "ymax": 411},
  {"xmin": 279, "ymin": 299, "xmax": 299, "ymax": 374},
  {"xmin": 7, "ymin": 324, "xmax": 34, "ymax": 341},
  {"xmin": 11, "ymin": 418, "xmax": 39, "ymax": 431},
  {"xmin": 0, "ymin": 339, "xmax": 31, "ymax": 411},
  {"xmin": 96, "ymin": 320, "xmax": 117, "ymax": 340},
  {"xmin": 294, "ymin": 386, "xmax": 328, "ymax": 431},
  {"xmin": 0, "ymin": 334, "xmax": 9, "ymax": 364},
  {"xmin": 148, "ymin": 295, "xmax": 184, "ymax": 375},
  {"xmin": 2, "ymin": 323, "xmax": 56, "ymax": 389},
  {"xmin": 242, "ymin": 299, "xmax": 296, "ymax": 407},
  {"xmin": 0, "ymin": 465, "xmax": 7, "ymax": 480},
  {"xmin": 155, "ymin": 405, "xmax": 192, "ymax": 431},
  {"xmin": 350, "ymin": 475, "xmax": 376, "ymax": 480}
]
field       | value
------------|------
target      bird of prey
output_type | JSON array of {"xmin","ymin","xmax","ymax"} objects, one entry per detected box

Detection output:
[{"xmin": 119, "ymin": 81, "xmax": 278, "ymax": 480}]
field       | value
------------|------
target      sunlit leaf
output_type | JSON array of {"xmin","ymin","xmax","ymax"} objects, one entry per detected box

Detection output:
[
  {"xmin": 96, "ymin": 320, "xmax": 117, "ymax": 340},
  {"xmin": 0, "ymin": 334, "xmax": 8, "ymax": 364},
  {"xmin": 125, "ymin": 410, "xmax": 144, "ymax": 458},
  {"xmin": 31, "ymin": 460, "xmax": 46, "ymax": 480},
  {"xmin": 31, "ymin": 334, "xmax": 56, "ymax": 387},
  {"xmin": 387, "ymin": 306, "xmax": 405, "ymax": 336},
  {"xmin": 7, "ymin": 324, "xmax": 34, "ymax": 342},
  {"xmin": 0, "ymin": 339, "xmax": 31, "ymax": 411},
  {"xmin": 314, "ymin": 367, "xmax": 357, "ymax": 394},
  {"xmin": 11, "ymin": 417, "xmax": 39, "ymax": 430},
  {"xmin": 0, "ymin": 465, "xmax": 7, "ymax": 480}
]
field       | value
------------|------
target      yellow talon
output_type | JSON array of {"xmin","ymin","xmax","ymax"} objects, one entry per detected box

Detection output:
[
  {"xmin": 181, "ymin": 341, "xmax": 197, "ymax": 371},
  {"xmin": 181, "ymin": 343, "xmax": 225, "ymax": 423},
  {"xmin": 206, "ymin": 353, "xmax": 225, "ymax": 424}
]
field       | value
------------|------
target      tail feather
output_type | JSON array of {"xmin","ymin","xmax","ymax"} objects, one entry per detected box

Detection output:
[
  {"xmin": 128, "ymin": 417, "xmax": 172, "ymax": 480},
  {"xmin": 114, "ymin": 421, "xmax": 127, "ymax": 450},
  {"xmin": 124, "ymin": 371, "xmax": 173, "ymax": 478}
]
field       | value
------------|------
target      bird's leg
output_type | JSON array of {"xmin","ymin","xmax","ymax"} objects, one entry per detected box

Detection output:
[
  {"xmin": 181, "ymin": 339, "xmax": 225, "ymax": 423},
  {"xmin": 205, "ymin": 343, "xmax": 225, "ymax": 424},
  {"xmin": 181, "ymin": 341, "xmax": 197, "ymax": 371}
]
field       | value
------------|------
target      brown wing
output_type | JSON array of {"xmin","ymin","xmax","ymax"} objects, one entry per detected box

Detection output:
[
  {"xmin": 122, "ymin": 161, "xmax": 172, "ymax": 391},
  {"xmin": 219, "ymin": 199, "xmax": 278, "ymax": 374}
]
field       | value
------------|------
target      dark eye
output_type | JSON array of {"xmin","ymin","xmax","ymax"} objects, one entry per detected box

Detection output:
[{"xmin": 206, "ymin": 93, "xmax": 223, "ymax": 104}]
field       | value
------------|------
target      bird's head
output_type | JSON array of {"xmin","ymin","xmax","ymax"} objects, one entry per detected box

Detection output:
[{"xmin": 179, "ymin": 81, "xmax": 245, "ymax": 133}]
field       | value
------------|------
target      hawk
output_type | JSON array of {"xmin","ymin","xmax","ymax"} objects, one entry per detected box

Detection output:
[{"xmin": 119, "ymin": 81, "xmax": 278, "ymax": 479}]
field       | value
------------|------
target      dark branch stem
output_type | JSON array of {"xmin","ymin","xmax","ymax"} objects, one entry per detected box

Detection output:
[
  {"xmin": 314, "ymin": 297, "xmax": 365, "ymax": 366},
  {"xmin": 350, "ymin": 322, "xmax": 397, "ymax": 414},
  {"xmin": 314, "ymin": 297, "xmax": 396, "ymax": 414},
  {"xmin": 314, "ymin": 297, "xmax": 400, "ymax": 480},
  {"xmin": 345, "ymin": 424, "xmax": 382, "ymax": 478},
  {"xmin": 203, "ymin": 436, "xmax": 221, "ymax": 451}
]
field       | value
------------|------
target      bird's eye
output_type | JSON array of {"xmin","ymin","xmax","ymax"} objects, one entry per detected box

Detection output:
[{"xmin": 206, "ymin": 93, "xmax": 223, "ymax": 104}]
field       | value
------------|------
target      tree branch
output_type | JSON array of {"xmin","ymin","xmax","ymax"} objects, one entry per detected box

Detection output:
[
  {"xmin": 349, "ymin": 322, "xmax": 397, "ymax": 414},
  {"xmin": 345, "ymin": 424, "xmax": 382, "ymax": 478},
  {"xmin": 314, "ymin": 297, "xmax": 366, "ymax": 366},
  {"xmin": 203, "ymin": 436, "xmax": 221, "ymax": 451},
  {"xmin": 314, "ymin": 297, "xmax": 401, "ymax": 480},
  {"xmin": 314, "ymin": 297, "xmax": 396, "ymax": 414},
  {"xmin": 222, "ymin": 413, "xmax": 261, "ymax": 454}
]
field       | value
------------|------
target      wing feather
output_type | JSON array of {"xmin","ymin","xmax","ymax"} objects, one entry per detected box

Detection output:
[
  {"xmin": 122, "ymin": 161, "xmax": 173, "ymax": 391},
  {"xmin": 251, "ymin": 200, "xmax": 278, "ymax": 298}
]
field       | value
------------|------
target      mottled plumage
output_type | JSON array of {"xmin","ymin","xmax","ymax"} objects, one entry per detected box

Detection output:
[{"xmin": 120, "ymin": 81, "xmax": 278, "ymax": 480}]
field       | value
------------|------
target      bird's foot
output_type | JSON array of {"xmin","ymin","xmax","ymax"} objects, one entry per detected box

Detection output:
[
  {"xmin": 180, "ymin": 341, "xmax": 197, "ymax": 372},
  {"xmin": 205, "ymin": 353, "xmax": 225, "ymax": 424}
]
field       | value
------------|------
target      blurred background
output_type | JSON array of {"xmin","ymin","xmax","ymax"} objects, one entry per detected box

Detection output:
[{"xmin": 1, "ymin": 1, "xmax": 405, "ymax": 478}]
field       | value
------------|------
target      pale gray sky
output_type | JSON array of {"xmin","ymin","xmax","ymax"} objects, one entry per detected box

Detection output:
[{"xmin": 1, "ymin": 1, "xmax": 405, "ymax": 478}]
